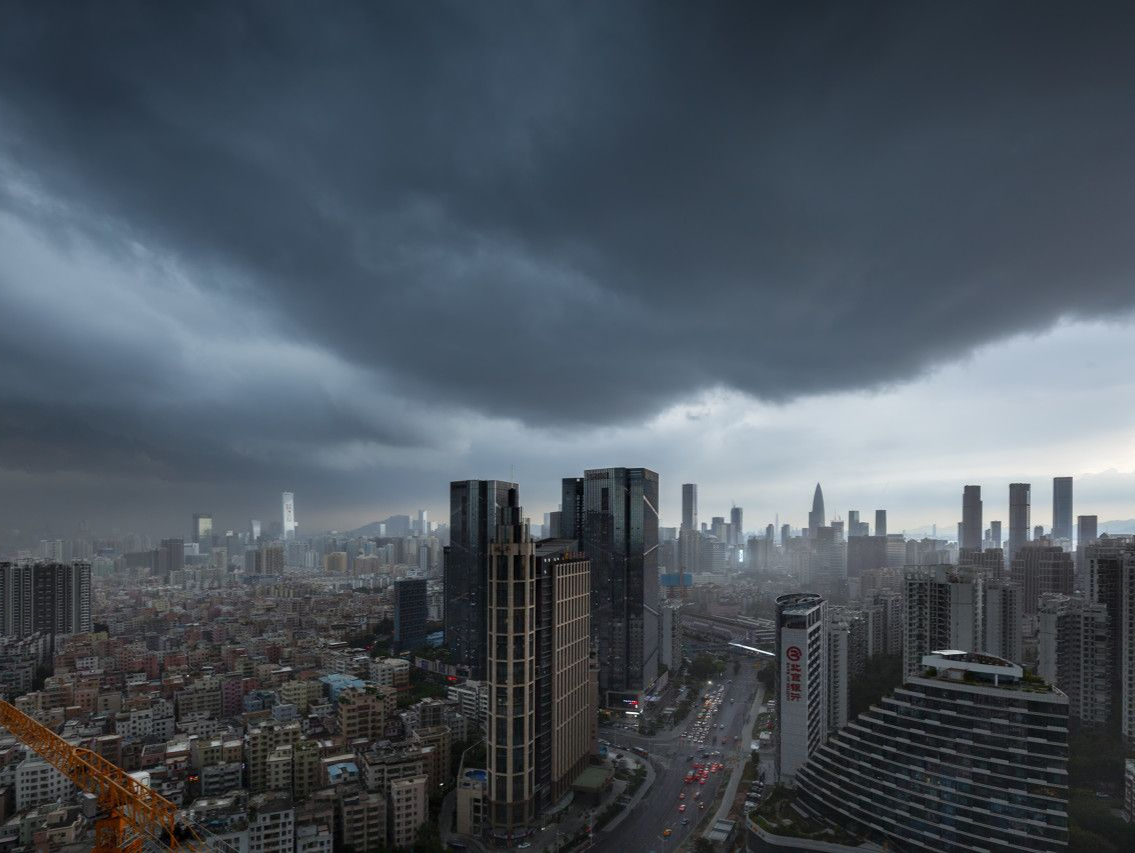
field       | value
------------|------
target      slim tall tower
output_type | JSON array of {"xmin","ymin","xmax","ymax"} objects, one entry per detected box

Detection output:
[
  {"xmin": 282, "ymin": 492, "xmax": 297, "ymax": 541},
  {"xmin": 444, "ymin": 479, "xmax": 518, "ymax": 679},
  {"xmin": 874, "ymin": 510, "xmax": 887, "ymax": 538},
  {"xmin": 775, "ymin": 593, "xmax": 828, "ymax": 782},
  {"xmin": 1077, "ymin": 515, "xmax": 1098, "ymax": 545},
  {"xmin": 961, "ymin": 486, "xmax": 983, "ymax": 552},
  {"xmin": 730, "ymin": 506, "xmax": 743, "ymax": 544},
  {"xmin": 1052, "ymin": 477, "xmax": 1073, "ymax": 542},
  {"xmin": 681, "ymin": 484, "xmax": 698, "ymax": 533},
  {"xmin": 1008, "ymin": 483, "xmax": 1031, "ymax": 565},
  {"xmin": 990, "ymin": 520, "xmax": 1002, "ymax": 549},
  {"xmin": 808, "ymin": 484, "xmax": 826, "ymax": 534}
]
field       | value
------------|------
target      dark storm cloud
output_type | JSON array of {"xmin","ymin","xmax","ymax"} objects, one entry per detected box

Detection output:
[{"xmin": 3, "ymin": 0, "xmax": 1135, "ymax": 518}]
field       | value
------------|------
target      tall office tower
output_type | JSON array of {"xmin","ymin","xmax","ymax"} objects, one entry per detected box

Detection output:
[
  {"xmin": 0, "ymin": 562, "xmax": 92, "ymax": 640},
  {"xmin": 902, "ymin": 565, "xmax": 981, "ymax": 679},
  {"xmin": 393, "ymin": 579, "xmax": 428, "ymax": 653},
  {"xmin": 982, "ymin": 580, "xmax": 1023, "ymax": 663},
  {"xmin": 1053, "ymin": 476, "xmax": 1073, "ymax": 542},
  {"xmin": 1078, "ymin": 515, "xmax": 1098, "ymax": 546},
  {"xmin": 807, "ymin": 484, "xmax": 825, "ymax": 535},
  {"xmin": 547, "ymin": 511, "xmax": 562, "ymax": 539},
  {"xmin": 485, "ymin": 513, "xmax": 594, "ymax": 833},
  {"xmin": 1035, "ymin": 524, "xmax": 1046, "ymax": 541},
  {"xmin": 282, "ymin": 492, "xmax": 297, "ymax": 541},
  {"xmin": 990, "ymin": 519, "xmax": 1003, "ymax": 549},
  {"xmin": 812, "ymin": 527, "xmax": 847, "ymax": 599},
  {"xmin": 730, "ymin": 506, "xmax": 743, "ymax": 547},
  {"xmin": 444, "ymin": 480, "xmax": 518, "ymax": 679},
  {"xmin": 794, "ymin": 651, "xmax": 1069, "ymax": 853},
  {"xmin": 535, "ymin": 540, "xmax": 593, "ymax": 809},
  {"xmin": 562, "ymin": 468, "xmax": 659, "ymax": 704},
  {"xmin": 191, "ymin": 513, "xmax": 213, "ymax": 545},
  {"xmin": 775, "ymin": 593, "xmax": 828, "ymax": 782},
  {"xmin": 681, "ymin": 483, "xmax": 698, "ymax": 533},
  {"xmin": 1008, "ymin": 482, "xmax": 1031, "ymax": 564},
  {"xmin": 780, "ymin": 524, "xmax": 791, "ymax": 547},
  {"xmin": 417, "ymin": 509, "xmax": 429, "ymax": 535},
  {"xmin": 249, "ymin": 519, "xmax": 261, "ymax": 542},
  {"xmin": 846, "ymin": 511, "xmax": 869, "ymax": 538},
  {"xmin": 1011, "ymin": 543, "xmax": 1074, "ymax": 615},
  {"xmin": 961, "ymin": 485, "xmax": 983, "ymax": 552},
  {"xmin": 874, "ymin": 509, "xmax": 887, "ymax": 537},
  {"xmin": 485, "ymin": 505, "xmax": 537, "ymax": 833}
]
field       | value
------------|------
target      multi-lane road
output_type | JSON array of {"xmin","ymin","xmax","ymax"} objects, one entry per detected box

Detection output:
[{"xmin": 590, "ymin": 660, "xmax": 762, "ymax": 853}]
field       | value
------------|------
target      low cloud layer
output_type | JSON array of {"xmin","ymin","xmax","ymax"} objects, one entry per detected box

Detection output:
[{"xmin": 2, "ymin": 2, "xmax": 1135, "ymax": 531}]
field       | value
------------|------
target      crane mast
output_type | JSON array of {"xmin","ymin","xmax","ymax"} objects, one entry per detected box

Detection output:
[{"xmin": 0, "ymin": 698, "xmax": 202, "ymax": 852}]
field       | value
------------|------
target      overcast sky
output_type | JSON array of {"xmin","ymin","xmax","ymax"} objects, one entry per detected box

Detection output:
[{"xmin": 2, "ymin": 1, "xmax": 1135, "ymax": 538}]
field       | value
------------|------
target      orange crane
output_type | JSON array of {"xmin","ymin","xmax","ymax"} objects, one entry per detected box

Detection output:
[{"xmin": 0, "ymin": 698, "xmax": 203, "ymax": 852}]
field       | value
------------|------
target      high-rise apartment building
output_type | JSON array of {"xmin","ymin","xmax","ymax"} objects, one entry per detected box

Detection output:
[
  {"xmin": 775, "ymin": 593, "xmax": 827, "ymax": 782},
  {"xmin": 793, "ymin": 650, "xmax": 1069, "ymax": 853},
  {"xmin": 1038, "ymin": 592, "xmax": 1112, "ymax": 728},
  {"xmin": 0, "ymin": 562, "xmax": 92, "ymax": 640},
  {"xmin": 192, "ymin": 513, "xmax": 213, "ymax": 545},
  {"xmin": 982, "ymin": 579, "xmax": 1023, "ymax": 664},
  {"xmin": 1053, "ymin": 476, "xmax": 1073, "ymax": 543},
  {"xmin": 444, "ymin": 479, "xmax": 518, "ymax": 679},
  {"xmin": 1008, "ymin": 482, "xmax": 1031, "ymax": 564},
  {"xmin": 807, "ymin": 484, "xmax": 825, "ymax": 535},
  {"xmin": 282, "ymin": 492, "xmax": 297, "ymax": 541},
  {"xmin": 1011, "ymin": 544, "xmax": 1074, "ymax": 615},
  {"xmin": 393, "ymin": 579, "xmax": 428, "ymax": 653},
  {"xmin": 961, "ymin": 485, "xmax": 983, "ymax": 552},
  {"xmin": 561, "ymin": 468, "xmax": 659, "ymax": 704},
  {"xmin": 902, "ymin": 565, "xmax": 981, "ymax": 679}
]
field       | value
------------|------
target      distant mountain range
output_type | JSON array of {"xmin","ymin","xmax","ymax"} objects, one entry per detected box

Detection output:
[{"xmin": 1099, "ymin": 519, "xmax": 1135, "ymax": 535}]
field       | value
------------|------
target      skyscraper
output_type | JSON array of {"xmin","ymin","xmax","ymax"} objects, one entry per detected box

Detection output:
[
  {"xmin": 775, "ymin": 593, "xmax": 827, "ymax": 781},
  {"xmin": 1053, "ymin": 476, "xmax": 1073, "ymax": 542},
  {"xmin": 282, "ymin": 491, "xmax": 297, "ymax": 541},
  {"xmin": 562, "ymin": 467, "xmax": 659, "ymax": 704},
  {"xmin": 1008, "ymin": 482, "xmax": 1031, "ymax": 564},
  {"xmin": 961, "ymin": 485, "xmax": 983, "ymax": 552},
  {"xmin": 1077, "ymin": 515, "xmax": 1098, "ymax": 545},
  {"xmin": 444, "ymin": 479, "xmax": 517, "ymax": 679},
  {"xmin": 874, "ymin": 509, "xmax": 887, "ymax": 537},
  {"xmin": 807, "ymin": 484, "xmax": 825, "ymax": 535},
  {"xmin": 902, "ymin": 565, "xmax": 981, "ymax": 679},
  {"xmin": 730, "ymin": 506, "xmax": 743, "ymax": 547},
  {"xmin": 192, "ymin": 513, "xmax": 213, "ymax": 545},
  {"xmin": 990, "ymin": 519, "xmax": 1003, "ymax": 549},
  {"xmin": 249, "ymin": 519, "xmax": 261, "ymax": 542},
  {"xmin": 681, "ymin": 484, "xmax": 697, "ymax": 533}
]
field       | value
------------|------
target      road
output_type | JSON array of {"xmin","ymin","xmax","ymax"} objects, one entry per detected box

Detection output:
[{"xmin": 590, "ymin": 659, "xmax": 761, "ymax": 853}]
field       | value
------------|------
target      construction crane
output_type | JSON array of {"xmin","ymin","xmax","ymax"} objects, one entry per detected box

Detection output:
[{"xmin": 0, "ymin": 698, "xmax": 204, "ymax": 853}]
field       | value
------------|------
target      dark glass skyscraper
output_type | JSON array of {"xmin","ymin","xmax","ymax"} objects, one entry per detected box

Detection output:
[
  {"xmin": 961, "ymin": 485, "xmax": 983, "ymax": 551},
  {"xmin": 393, "ymin": 578, "xmax": 427, "ymax": 653},
  {"xmin": 444, "ymin": 479, "xmax": 517, "ymax": 678},
  {"xmin": 562, "ymin": 467, "xmax": 659, "ymax": 704},
  {"xmin": 1009, "ymin": 482, "xmax": 1031, "ymax": 565},
  {"xmin": 1053, "ymin": 476, "xmax": 1073, "ymax": 542}
]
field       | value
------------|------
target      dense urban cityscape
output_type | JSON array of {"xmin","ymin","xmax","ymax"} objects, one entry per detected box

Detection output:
[
  {"xmin": 4, "ymin": 2, "xmax": 1135, "ymax": 852},
  {"xmin": 1, "ymin": 475, "xmax": 1134, "ymax": 852}
]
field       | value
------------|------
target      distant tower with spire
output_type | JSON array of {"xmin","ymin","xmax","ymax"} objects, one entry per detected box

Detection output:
[{"xmin": 808, "ymin": 483, "xmax": 826, "ymax": 536}]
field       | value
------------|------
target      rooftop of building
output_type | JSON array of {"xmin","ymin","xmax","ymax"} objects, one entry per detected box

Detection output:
[{"xmin": 919, "ymin": 651, "xmax": 1061, "ymax": 695}]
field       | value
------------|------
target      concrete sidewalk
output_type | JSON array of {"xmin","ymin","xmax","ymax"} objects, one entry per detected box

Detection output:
[{"xmin": 601, "ymin": 753, "xmax": 656, "ymax": 832}]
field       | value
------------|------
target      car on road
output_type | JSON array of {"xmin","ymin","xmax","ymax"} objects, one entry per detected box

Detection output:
[
  {"xmin": 678, "ymin": 804, "xmax": 686, "ymax": 813},
  {"xmin": 662, "ymin": 828, "xmax": 672, "ymax": 838},
  {"xmin": 681, "ymin": 818, "xmax": 690, "ymax": 826}
]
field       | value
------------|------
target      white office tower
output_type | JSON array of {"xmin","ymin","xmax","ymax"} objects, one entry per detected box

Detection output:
[
  {"xmin": 794, "ymin": 651, "xmax": 1069, "ymax": 852},
  {"xmin": 775, "ymin": 593, "xmax": 828, "ymax": 782},
  {"xmin": 982, "ymin": 579, "xmax": 1023, "ymax": 664},
  {"xmin": 903, "ymin": 565, "xmax": 982, "ymax": 679},
  {"xmin": 282, "ymin": 492, "xmax": 296, "ymax": 540}
]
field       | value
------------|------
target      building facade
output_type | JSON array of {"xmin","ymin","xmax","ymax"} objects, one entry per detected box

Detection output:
[{"xmin": 774, "ymin": 593, "xmax": 827, "ymax": 782}]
